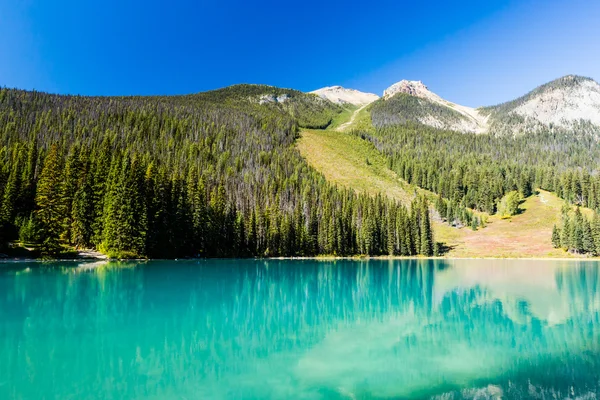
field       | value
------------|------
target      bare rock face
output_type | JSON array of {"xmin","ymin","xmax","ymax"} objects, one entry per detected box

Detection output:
[
  {"xmin": 310, "ymin": 86, "xmax": 379, "ymax": 106},
  {"xmin": 258, "ymin": 93, "xmax": 290, "ymax": 104},
  {"xmin": 480, "ymin": 75, "xmax": 600, "ymax": 135},
  {"xmin": 511, "ymin": 76, "xmax": 600, "ymax": 128},
  {"xmin": 383, "ymin": 80, "xmax": 439, "ymax": 101}
]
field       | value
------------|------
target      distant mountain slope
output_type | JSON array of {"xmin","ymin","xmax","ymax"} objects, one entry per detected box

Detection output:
[
  {"xmin": 310, "ymin": 86, "xmax": 379, "ymax": 106},
  {"xmin": 370, "ymin": 76, "xmax": 600, "ymax": 136},
  {"xmin": 481, "ymin": 75, "xmax": 600, "ymax": 135},
  {"xmin": 373, "ymin": 80, "xmax": 488, "ymax": 133},
  {"xmin": 195, "ymin": 84, "xmax": 343, "ymax": 129}
]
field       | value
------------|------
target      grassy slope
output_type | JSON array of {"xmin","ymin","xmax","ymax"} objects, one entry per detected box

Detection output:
[
  {"xmin": 327, "ymin": 105, "xmax": 358, "ymax": 130},
  {"xmin": 296, "ymin": 106, "xmax": 585, "ymax": 258},
  {"xmin": 297, "ymin": 128, "xmax": 414, "ymax": 205},
  {"xmin": 438, "ymin": 190, "xmax": 569, "ymax": 258}
]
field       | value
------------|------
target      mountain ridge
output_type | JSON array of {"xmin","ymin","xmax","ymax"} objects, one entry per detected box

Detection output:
[
  {"xmin": 481, "ymin": 75, "xmax": 600, "ymax": 135},
  {"xmin": 368, "ymin": 74, "xmax": 600, "ymax": 135},
  {"xmin": 310, "ymin": 86, "xmax": 379, "ymax": 106}
]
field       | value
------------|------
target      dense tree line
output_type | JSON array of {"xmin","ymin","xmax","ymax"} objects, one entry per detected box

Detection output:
[
  {"xmin": 433, "ymin": 194, "xmax": 484, "ymax": 230},
  {"xmin": 553, "ymin": 206, "xmax": 600, "ymax": 255},
  {"xmin": 0, "ymin": 86, "xmax": 434, "ymax": 258},
  {"xmin": 195, "ymin": 84, "xmax": 342, "ymax": 129},
  {"xmin": 352, "ymin": 122, "xmax": 600, "ymax": 217}
]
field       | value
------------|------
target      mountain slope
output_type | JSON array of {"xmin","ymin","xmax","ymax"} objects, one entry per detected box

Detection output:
[
  {"xmin": 194, "ymin": 84, "xmax": 344, "ymax": 129},
  {"xmin": 481, "ymin": 75, "xmax": 600, "ymax": 135},
  {"xmin": 371, "ymin": 76, "xmax": 600, "ymax": 136},
  {"xmin": 310, "ymin": 86, "xmax": 379, "ymax": 106},
  {"xmin": 374, "ymin": 80, "xmax": 488, "ymax": 133},
  {"xmin": 297, "ymin": 128, "xmax": 414, "ymax": 204},
  {"xmin": 0, "ymin": 84, "xmax": 418, "ymax": 258},
  {"xmin": 296, "ymin": 107, "xmax": 581, "ymax": 258}
]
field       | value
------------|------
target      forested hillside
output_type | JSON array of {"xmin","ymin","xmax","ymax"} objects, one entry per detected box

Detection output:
[
  {"xmin": 370, "ymin": 93, "xmax": 470, "ymax": 130},
  {"xmin": 351, "ymin": 118, "xmax": 600, "ymax": 254},
  {"xmin": 0, "ymin": 85, "xmax": 435, "ymax": 258},
  {"xmin": 360, "ymin": 123, "xmax": 600, "ymax": 210},
  {"xmin": 193, "ymin": 84, "xmax": 344, "ymax": 129}
]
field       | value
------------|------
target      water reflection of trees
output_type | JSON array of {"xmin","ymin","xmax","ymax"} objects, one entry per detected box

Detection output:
[{"xmin": 0, "ymin": 259, "xmax": 599, "ymax": 398}]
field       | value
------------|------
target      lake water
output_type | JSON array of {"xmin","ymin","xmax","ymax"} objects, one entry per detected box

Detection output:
[{"xmin": 1, "ymin": 259, "xmax": 599, "ymax": 399}]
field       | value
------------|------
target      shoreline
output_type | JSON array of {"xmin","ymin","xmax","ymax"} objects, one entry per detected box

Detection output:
[
  {"xmin": 2, "ymin": 254, "xmax": 599, "ymax": 263},
  {"xmin": 268, "ymin": 255, "xmax": 600, "ymax": 262}
]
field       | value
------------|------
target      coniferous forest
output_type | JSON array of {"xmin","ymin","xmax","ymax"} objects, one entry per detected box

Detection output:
[
  {"xmin": 357, "ymin": 103, "xmax": 600, "ymax": 255},
  {"xmin": 0, "ymin": 86, "xmax": 436, "ymax": 258}
]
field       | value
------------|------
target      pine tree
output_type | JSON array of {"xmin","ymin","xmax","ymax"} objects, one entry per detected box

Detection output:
[
  {"xmin": 471, "ymin": 216, "xmax": 479, "ymax": 231},
  {"xmin": 560, "ymin": 213, "xmax": 571, "ymax": 250},
  {"xmin": 435, "ymin": 194, "xmax": 446, "ymax": 221},
  {"xmin": 386, "ymin": 206, "xmax": 396, "ymax": 256},
  {"xmin": 71, "ymin": 177, "xmax": 95, "ymax": 248},
  {"xmin": 60, "ymin": 146, "xmax": 82, "ymax": 243},
  {"xmin": 551, "ymin": 225, "xmax": 561, "ymax": 248},
  {"xmin": 101, "ymin": 155, "xmax": 147, "ymax": 257},
  {"xmin": 583, "ymin": 219, "xmax": 595, "ymax": 255},
  {"xmin": 247, "ymin": 209, "xmax": 258, "ymax": 256},
  {"xmin": 592, "ymin": 213, "xmax": 600, "ymax": 256},
  {"xmin": 419, "ymin": 200, "xmax": 433, "ymax": 256},
  {"xmin": 571, "ymin": 208, "xmax": 585, "ymax": 253},
  {"xmin": 411, "ymin": 202, "xmax": 421, "ymax": 253},
  {"xmin": 35, "ymin": 145, "xmax": 65, "ymax": 256},
  {"xmin": 0, "ymin": 161, "xmax": 20, "ymax": 225}
]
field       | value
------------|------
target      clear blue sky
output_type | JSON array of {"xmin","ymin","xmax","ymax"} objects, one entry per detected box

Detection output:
[{"xmin": 1, "ymin": 0, "xmax": 599, "ymax": 106}]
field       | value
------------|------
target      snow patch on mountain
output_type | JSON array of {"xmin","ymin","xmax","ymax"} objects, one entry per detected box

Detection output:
[{"xmin": 311, "ymin": 86, "xmax": 379, "ymax": 106}]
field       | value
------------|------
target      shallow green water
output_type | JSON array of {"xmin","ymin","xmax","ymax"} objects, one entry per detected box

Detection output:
[{"xmin": 1, "ymin": 259, "xmax": 599, "ymax": 399}]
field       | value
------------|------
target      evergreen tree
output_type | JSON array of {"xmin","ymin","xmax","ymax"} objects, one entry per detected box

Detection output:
[
  {"xmin": 471, "ymin": 216, "xmax": 479, "ymax": 231},
  {"xmin": 35, "ymin": 145, "xmax": 65, "ymax": 256},
  {"xmin": 592, "ymin": 213, "xmax": 600, "ymax": 255},
  {"xmin": 71, "ymin": 178, "xmax": 95, "ymax": 248},
  {"xmin": 435, "ymin": 194, "xmax": 446, "ymax": 221},
  {"xmin": 419, "ymin": 200, "xmax": 433, "ymax": 256},
  {"xmin": 560, "ymin": 214, "xmax": 571, "ymax": 250},
  {"xmin": 583, "ymin": 219, "xmax": 595, "ymax": 255},
  {"xmin": 551, "ymin": 225, "xmax": 561, "ymax": 248},
  {"xmin": 571, "ymin": 208, "xmax": 585, "ymax": 253}
]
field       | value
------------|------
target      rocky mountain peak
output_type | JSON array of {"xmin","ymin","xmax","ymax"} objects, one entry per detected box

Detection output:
[
  {"xmin": 310, "ymin": 86, "xmax": 379, "ymax": 106},
  {"xmin": 383, "ymin": 80, "xmax": 438, "ymax": 100}
]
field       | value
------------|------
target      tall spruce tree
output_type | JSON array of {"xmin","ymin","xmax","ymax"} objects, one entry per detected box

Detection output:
[
  {"xmin": 419, "ymin": 200, "xmax": 434, "ymax": 256},
  {"xmin": 35, "ymin": 145, "xmax": 65, "ymax": 256},
  {"xmin": 551, "ymin": 225, "xmax": 561, "ymax": 248}
]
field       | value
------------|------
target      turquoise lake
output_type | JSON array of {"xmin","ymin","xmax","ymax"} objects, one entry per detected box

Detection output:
[{"xmin": 1, "ymin": 259, "xmax": 599, "ymax": 399}]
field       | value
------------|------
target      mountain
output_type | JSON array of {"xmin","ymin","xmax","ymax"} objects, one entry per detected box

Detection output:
[
  {"xmin": 194, "ymin": 84, "xmax": 344, "ymax": 129},
  {"xmin": 310, "ymin": 86, "xmax": 379, "ymax": 106},
  {"xmin": 373, "ymin": 80, "xmax": 488, "ymax": 133},
  {"xmin": 481, "ymin": 75, "xmax": 600, "ymax": 135},
  {"xmin": 4, "ymin": 74, "xmax": 600, "ymax": 260},
  {"xmin": 0, "ymin": 83, "xmax": 425, "ymax": 259},
  {"xmin": 298, "ymin": 76, "xmax": 600, "ymax": 258},
  {"xmin": 373, "ymin": 76, "xmax": 600, "ymax": 136}
]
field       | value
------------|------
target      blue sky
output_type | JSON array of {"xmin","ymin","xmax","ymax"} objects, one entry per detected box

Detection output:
[{"xmin": 1, "ymin": 0, "xmax": 598, "ymax": 106}]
